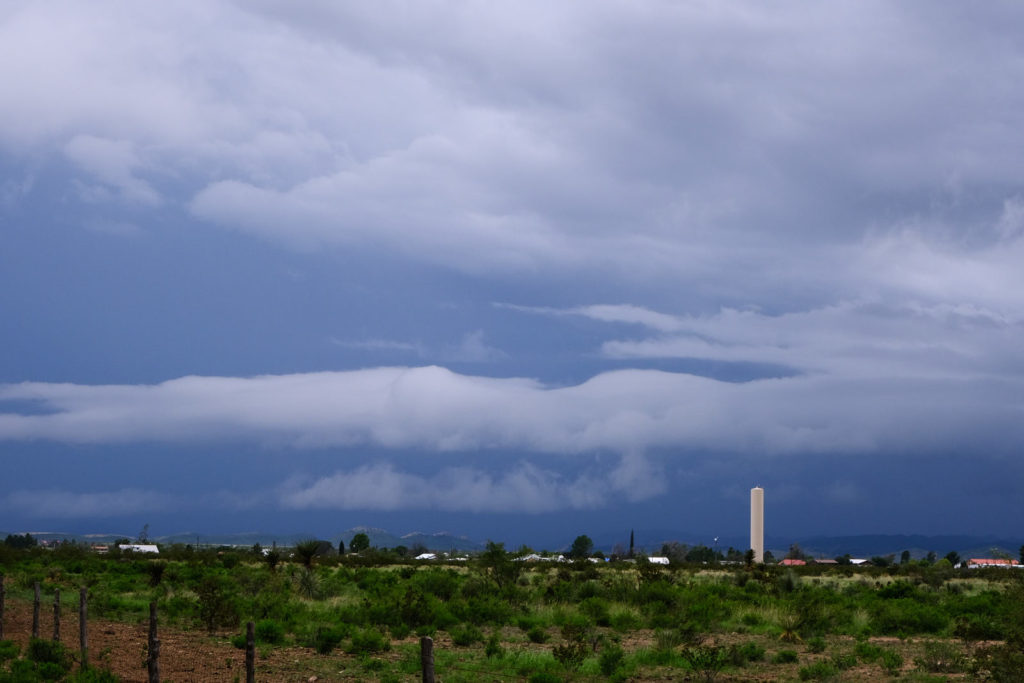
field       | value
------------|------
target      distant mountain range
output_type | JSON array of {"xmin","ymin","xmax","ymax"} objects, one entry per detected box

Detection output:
[{"xmin": 4, "ymin": 528, "xmax": 1021, "ymax": 559}]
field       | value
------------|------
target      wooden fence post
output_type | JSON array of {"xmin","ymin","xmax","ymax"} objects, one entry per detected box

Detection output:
[
  {"xmin": 53, "ymin": 588, "xmax": 61, "ymax": 641},
  {"xmin": 79, "ymin": 587, "xmax": 88, "ymax": 669},
  {"xmin": 245, "ymin": 620, "xmax": 255, "ymax": 683},
  {"xmin": 32, "ymin": 582, "xmax": 40, "ymax": 638},
  {"xmin": 420, "ymin": 636, "xmax": 435, "ymax": 683},
  {"xmin": 148, "ymin": 601, "xmax": 160, "ymax": 683},
  {"xmin": 0, "ymin": 572, "xmax": 5, "ymax": 640}
]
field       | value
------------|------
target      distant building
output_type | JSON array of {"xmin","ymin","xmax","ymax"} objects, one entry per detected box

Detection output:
[
  {"xmin": 414, "ymin": 552, "xmax": 437, "ymax": 560},
  {"xmin": 779, "ymin": 558, "xmax": 806, "ymax": 566},
  {"xmin": 964, "ymin": 558, "xmax": 1024, "ymax": 569},
  {"xmin": 118, "ymin": 544, "xmax": 159, "ymax": 554},
  {"xmin": 647, "ymin": 556, "xmax": 670, "ymax": 565}
]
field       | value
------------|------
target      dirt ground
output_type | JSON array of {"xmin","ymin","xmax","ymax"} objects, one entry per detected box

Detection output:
[
  {"xmin": 1, "ymin": 598, "xmax": 973, "ymax": 682},
  {"xmin": 1, "ymin": 599, "xmax": 371, "ymax": 682}
]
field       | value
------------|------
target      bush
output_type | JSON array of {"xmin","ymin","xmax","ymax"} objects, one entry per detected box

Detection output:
[
  {"xmin": 255, "ymin": 619, "xmax": 285, "ymax": 645},
  {"xmin": 0, "ymin": 641, "xmax": 20, "ymax": 664},
  {"xmin": 681, "ymin": 645, "xmax": 728, "ymax": 682},
  {"xmin": 348, "ymin": 628, "xmax": 390, "ymax": 655},
  {"xmin": 527, "ymin": 625, "xmax": 550, "ymax": 644},
  {"xmin": 599, "ymin": 643, "xmax": 625, "ymax": 676},
  {"xmin": 855, "ymin": 640, "xmax": 883, "ymax": 662},
  {"xmin": 450, "ymin": 624, "xmax": 484, "ymax": 646},
  {"xmin": 484, "ymin": 632, "xmax": 504, "ymax": 658},
  {"xmin": 880, "ymin": 648, "xmax": 904, "ymax": 674},
  {"xmin": 798, "ymin": 660, "xmax": 839, "ymax": 680},
  {"xmin": 729, "ymin": 641, "xmax": 765, "ymax": 666},
  {"xmin": 313, "ymin": 626, "xmax": 347, "ymax": 655},
  {"xmin": 773, "ymin": 649, "xmax": 799, "ymax": 664},
  {"xmin": 806, "ymin": 636, "xmax": 826, "ymax": 654},
  {"xmin": 914, "ymin": 640, "xmax": 965, "ymax": 673}
]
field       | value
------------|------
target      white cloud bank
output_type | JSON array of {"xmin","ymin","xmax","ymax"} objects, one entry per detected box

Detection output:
[{"xmin": 1, "ymin": 363, "xmax": 1021, "ymax": 457}]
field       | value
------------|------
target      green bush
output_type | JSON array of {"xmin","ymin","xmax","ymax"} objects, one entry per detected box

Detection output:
[
  {"xmin": 773, "ymin": 649, "xmax": 799, "ymax": 664},
  {"xmin": 798, "ymin": 660, "xmax": 839, "ymax": 680},
  {"xmin": 0, "ymin": 641, "xmax": 20, "ymax": 664},
  {"xmin": 255, "ymin": 618, "xmax": 285, "ymax": 644},
  {"xmin": 880, "ymin": 648, "xmax": 904, "ymax": 674},
  {"xmin": 450, "ymin": 624, "xmax": 483, "ymax": 646},
  {"xmin": 806, "ymin": 636, "xmax": 826, "ymax": 653},
  {"xmin": 348, "ymin": 628, "xmax": 390, "ymax": 655},
  {"xmin": 855, "ymin": 640, "xmax": 883, "ymax": 662},
  {"xmin": 312, "ymin": 625, "xmax": 347, "ymax": 655},
  {"xmin": 599, "ymin": 643, "xmax": 625, "ymax": 675},
  {"xmin": 527, "ymin": 625, "xmax": 550, "ymax": 643},
  {"xmin": 728, "ymin": 641, "xmax": 765, "ymax": 666}
]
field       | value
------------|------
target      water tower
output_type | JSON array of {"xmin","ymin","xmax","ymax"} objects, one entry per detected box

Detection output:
[{"xmin": 750, "ymin": 486, "xmax": 764, "ymax": 563}]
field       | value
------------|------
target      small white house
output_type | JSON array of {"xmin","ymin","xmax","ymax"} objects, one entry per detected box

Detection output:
[
  {"xmin": 118, "ymin": 544, "xmax": 159, "ymax": 554},
  {"xmin": 414, "ymin": 552, "xmax": 437, "ymax": 560},
  {"xmin": 647, "ymin": 556, "xmax": 670, "ymax": 565}
]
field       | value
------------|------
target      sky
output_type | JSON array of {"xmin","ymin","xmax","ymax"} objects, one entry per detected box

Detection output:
[{"xmin": 2, "ymin": 1, "xmax": 1024, "ymax": 549}]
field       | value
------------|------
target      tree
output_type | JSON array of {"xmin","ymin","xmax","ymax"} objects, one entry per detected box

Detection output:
[
  {"xmin": 900, "ymin": 550, "xmax": 911, "ymax": 564},
  {"xmin": 1020, "ymin": 545, "xmax": 1024, "ymax": 565},
  {"xmin": 569, "ymin": 535, "xmax": 594, "ymax": 560},
  {"xmin": 479, "ymin": 541, "xmax": 520, "ymax": 589},
  {"xmin": 3, "ymin": 533, "xmax": 37, "ymax": 549},
  {"xmin": 785, "ymin": 543, "xmax": 805, "ymax": 560},
  {"xmin": 293, "ymin": 539, "xmax": 322, "ymax": 569},
  {"xmin": 337, "ymin": 539, "xmax": 345, "ymax": 555},
  {"xmin": 945, "ymin": 551, "xmax": 961, "ymax": 567},
  {"xmin": 349, "ymin": 533, "xmax": 370, "ymax": 553},
  {"xmin": 629, "ymin": 530, "xmax": 635, "ymax": 559}
]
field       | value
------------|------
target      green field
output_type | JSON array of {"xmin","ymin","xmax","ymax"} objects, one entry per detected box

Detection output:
[{"xmin": 2, "ymin": 541, "xmax": 1023, "ymax": 681}]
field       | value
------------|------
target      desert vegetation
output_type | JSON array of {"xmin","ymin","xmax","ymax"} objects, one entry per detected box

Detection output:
[{"xmin": 1, "ymin": 539, "xmax": 1023, "ymax": 681}]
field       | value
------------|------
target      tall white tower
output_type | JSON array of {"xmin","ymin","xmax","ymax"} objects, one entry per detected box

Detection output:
[{"xmin": 750, "ymin": 486, "xmax": 764, "ymax": 563}]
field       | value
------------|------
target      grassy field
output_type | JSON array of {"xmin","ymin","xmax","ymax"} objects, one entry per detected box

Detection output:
[{"xmin": 1, "ymin": 543, "xmax": 1023, "ymax": 681}]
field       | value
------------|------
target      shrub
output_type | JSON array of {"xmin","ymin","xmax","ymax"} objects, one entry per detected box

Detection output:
[
  {"xmin": 798, "ymin": 660, "xmax": 839, "ymax": 680},
  {"xmin": 552, "ymin": 625, "xmax": 589, "ymax": 671},
  {"xmin": 599, "ymin": 643, "xmax": 625, "ymax": 676},
  {"xmin": 914, "ymin": 640, "xmax": 965, "ymax": 674},
  {"xmin": 855, "ymin": 640, "xmax": 883, "ymax": 662},
  {"xmin": 313, "ymin": 626, "xmax": 347, "ymax": 655},
  {"xmin": 348, "ymin": 628, "xmax": 390, "ymax": 655},
  {"xmin": 773, "ymin": 649, "xmax": 799, "ymax": 664},
  {"xmin": 681, "ymin": 645, "xmax": 728, "ymax": 683},
  {"xmin": 255, "ymin": 618, "xmax": 286, "ymax": 644},
  {"xmin": 880, "ymin": 648, "xmax": 904, "ymax": 674},
  {"xmin": 806, "ymin": 636, "xmax": 826, "ymax": 654},
  {"xmin": 527, "ymin": 625, "xmax": 550, "ymax": 643},
  {"xmin": 728, "ymin": 641, "xmax": 765, "ymax": 666},
  {"xmin": 0, "ymin": 640, "xmax": 21, "ymax": 664},
  {"xmin": 484, "ymin": 632, "xmax": 504, "ymax": 658},
  {"xmin": 450, "ymin": 624, "xmax": 484, "ymax": 646}
]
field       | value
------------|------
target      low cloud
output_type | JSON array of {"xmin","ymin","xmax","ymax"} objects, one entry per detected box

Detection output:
[
  {"xmin": 1, "ymin": 363, "xmax": 1021, "ymax": 457},
  {"xmin": 3, "ymin": 488, "xmax": 174, "ymax": 518},
  {"xmin": 280, "ymin": 454, "xmax": 664, "ymax": 513}
]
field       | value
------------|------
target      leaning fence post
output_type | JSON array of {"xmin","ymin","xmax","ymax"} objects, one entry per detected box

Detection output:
[
  {"xmin": 53, "ymin": 588, "xmax": 61, "ymax": 641},
  {"xmin": 148, "ymin": 602, "xmax": 160, "ymax": 683},
  {"xmin": 420, "ymin": 636, "xmax": 435, "ymax": 683},
  {"xmin": 246, "ymin": 620, "xmax": 255, "ymax": 683},
  {"xmin": 32, "ymin": 581, "xmax": 40, "ymax": 638},
  {"xmin": 79, "ymin": 587, "xmax": 88, "ymax": 669},
  {"xmin": 0, "ymin": 572, "xmax": 5, "ymax": 640}
]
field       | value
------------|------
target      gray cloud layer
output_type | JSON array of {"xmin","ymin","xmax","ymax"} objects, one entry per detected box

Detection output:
[{"xmin": 2, "ymin": 364, "xmax": 1020, "ymax": 456}]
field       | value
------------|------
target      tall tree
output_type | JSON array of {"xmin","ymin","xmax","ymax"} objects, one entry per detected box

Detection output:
[
  {"xmin": 349, "ymin": 532, "xmax": 370, "ymax": 553},
  {"xmin": 569, "ymin": 535, "xmax": 594, "ymax": 560},
  {"xmin": 629, "ymin": 530, "xmax": 635, "ymax": 559}
]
